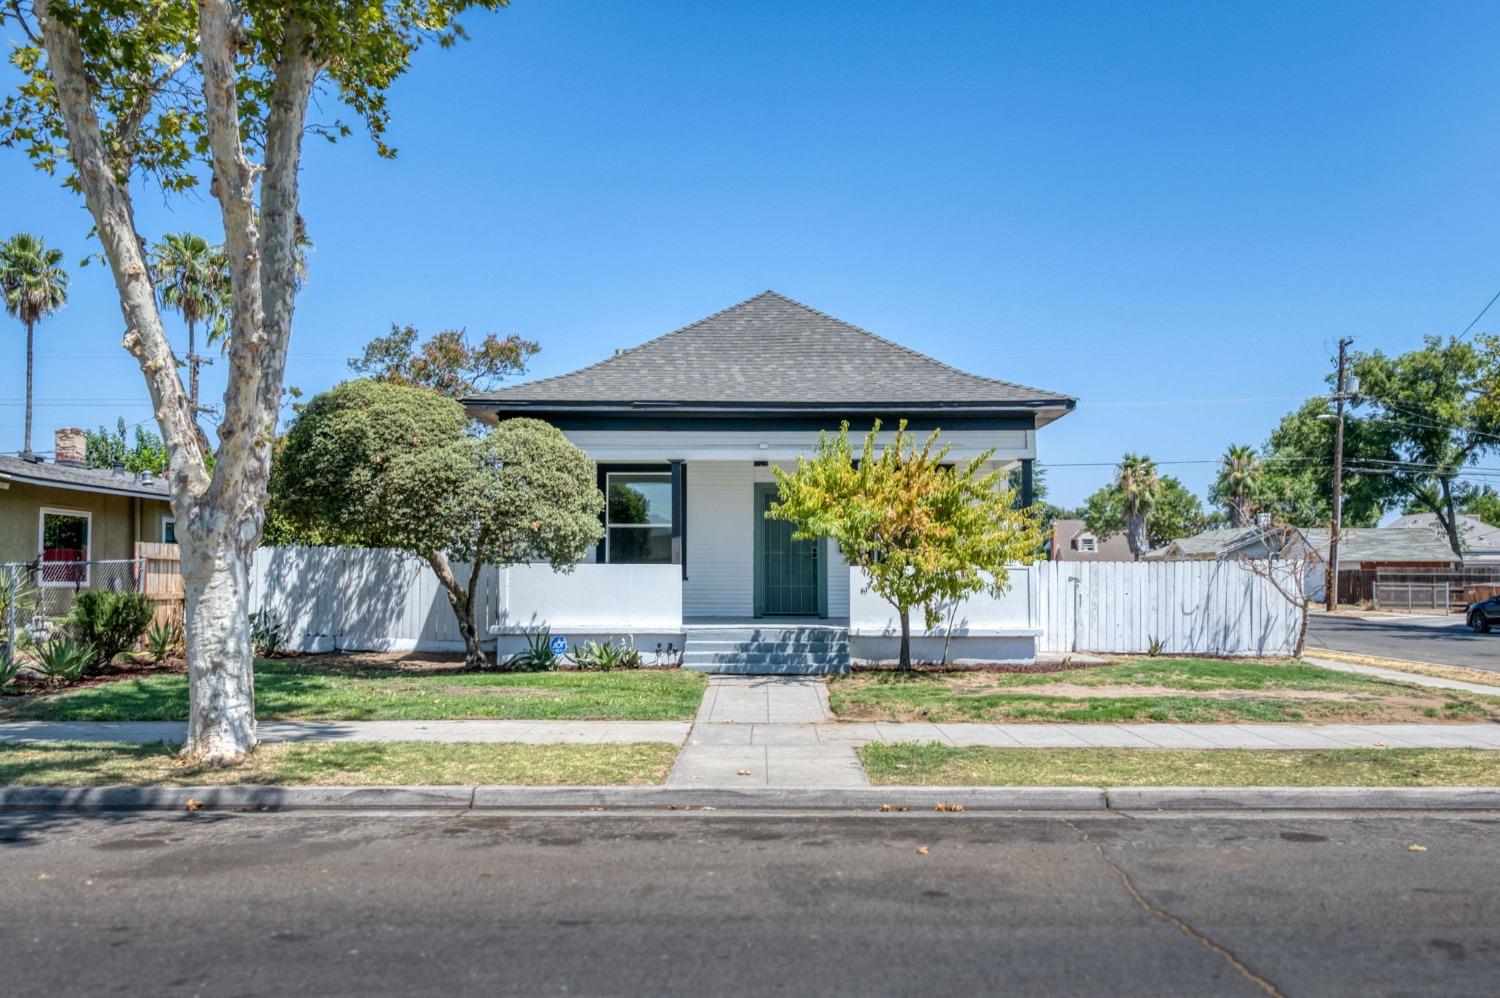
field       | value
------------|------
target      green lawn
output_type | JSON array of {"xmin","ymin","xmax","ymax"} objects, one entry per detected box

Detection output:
[
  {"xmin": 1, "ymin": 660, "xmax": 707, "ymax": 722},
  {"xmin": 860, "ymin": 743, "xmax": 1500, "ymax": 787},
  {"xmin": 828, "ymin": 658, "xmax": 1500, "ymax": 724},
  {"xmin": 0, "ymin": 740, "xmax": 680, "ymax": 786}
]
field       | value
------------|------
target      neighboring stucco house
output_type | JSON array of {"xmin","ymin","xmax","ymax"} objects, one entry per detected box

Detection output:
[
  {"xmin": 0, "ymin": 429, "xmax": 174, "ymax": 581},
  {"xmin": 1047, "ymin": 518, "xmax": 1132, "ymax": 561},
  {"xmin": 462, "ymin": 291, "xmax": 1075, "ymax": 670}
]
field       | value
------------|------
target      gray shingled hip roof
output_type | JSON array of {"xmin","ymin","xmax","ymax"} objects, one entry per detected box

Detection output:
[
  {"xmin": 0, "ymin": 454, "xmax": 170, "ymax": 500},
  {"xmin": 463, "ymin": 291, "xmax": 1075, "ymax": 422}
]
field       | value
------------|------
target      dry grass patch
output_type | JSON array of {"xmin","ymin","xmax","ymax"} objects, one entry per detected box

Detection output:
[
  {"xmin": 860, "ymin": 743, "xmax": 1500, "ymax": 787},
  {"xmin": 829, "ymin": 658, "xmax": 1500, "ymax": 724},
  {"xmin": 0, "ymin": 741, "xmax": 680, "ymax": 787}
]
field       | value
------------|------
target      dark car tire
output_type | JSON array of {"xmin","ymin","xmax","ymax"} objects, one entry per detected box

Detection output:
[{"xmin": 1472, "ymin": 612, "xmax": 1492, "ymax": 634}]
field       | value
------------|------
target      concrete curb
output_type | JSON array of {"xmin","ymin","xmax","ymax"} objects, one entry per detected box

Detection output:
[
  {"xmin": 1104, "ymin": 786, "xmax": 1500, "ymax": 811},
  {"xmin": 2, "ymin": 784, "xmax": 1499, "ymax": 812}
]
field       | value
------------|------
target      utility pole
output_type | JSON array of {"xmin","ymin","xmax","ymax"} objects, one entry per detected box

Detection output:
[
  {"xmin": 1326, "ymin": 337, "xmax": 1355, "ymax": 611},
  {"xmin": 188, "ymin": 350, "xmax": 214, "ymax": 418}
]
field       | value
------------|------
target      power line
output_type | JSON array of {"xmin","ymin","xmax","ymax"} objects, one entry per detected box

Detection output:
[{"xmin": 1457, "ymin": 285, "xmax": 1500, "ymax": 342}]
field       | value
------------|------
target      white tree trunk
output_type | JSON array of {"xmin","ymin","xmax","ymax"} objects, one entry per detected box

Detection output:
[
  {"xmin": 35, "ymin": 1, "xmax": 317, "ymax": 762},
  {"xmin": 182, "ymin": 537, "xmax": 257, "ymax": 761}
]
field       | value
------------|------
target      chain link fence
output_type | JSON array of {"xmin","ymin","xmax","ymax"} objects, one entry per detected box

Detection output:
[{"xmin": 2, "ymin": 559, "xmax": 144, "ymax": 659}]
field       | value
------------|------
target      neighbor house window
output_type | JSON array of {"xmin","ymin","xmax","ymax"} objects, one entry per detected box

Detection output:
[
  {"xmin": 605, "ymin": 471, "xmax": 673, "ymax": 564},
  {"xmin": 39, "ymin": 508, "xmax": 90, "ymax": 586},
  {"xmin": 161, "ymin": 518, "xmax": 176, "ymax": 544},
  {"xmin": 1081, "ymin": 537, "xmax": 1096, "ymax": 552}
]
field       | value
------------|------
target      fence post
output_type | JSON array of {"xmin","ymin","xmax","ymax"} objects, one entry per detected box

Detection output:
[{"xmin": 5, "ymin": 564, "xmax": 16, "ymax": 661}]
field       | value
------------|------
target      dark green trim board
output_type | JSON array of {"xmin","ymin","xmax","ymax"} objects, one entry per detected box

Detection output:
[
  {"xmin": 753, "ymin": 483, "xmax": 825, "ymax": 618},
  {"xmin": 669, "ymin": 459, "xmax": 686, "ymax": 580}
]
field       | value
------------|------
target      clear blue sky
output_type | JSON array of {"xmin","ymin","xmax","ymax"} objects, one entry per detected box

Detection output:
[{"xmin": 3, "ymin": 1, "xmax": 1498, "ymax": 509}]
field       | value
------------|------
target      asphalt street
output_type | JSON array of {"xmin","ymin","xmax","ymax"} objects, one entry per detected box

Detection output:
[
  {"xmin": 3, "ymin": 809, "xmax": 1498, "ymax": 996},
  {"xmin": 1306, "ymin": 612, "xmax": 1499, "ymax": 670}
]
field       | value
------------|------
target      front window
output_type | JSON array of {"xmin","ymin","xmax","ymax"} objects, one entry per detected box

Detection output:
[
  {"xmin": 39, "ymin": 509, "xmax": 90, "ymax": 585},
  {"xmin": 606, "ymin": 472, "xmax": 672, "ymax": 564}
]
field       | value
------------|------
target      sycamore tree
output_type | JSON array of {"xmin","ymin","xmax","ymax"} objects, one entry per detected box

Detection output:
[
  {"xmin": 769, "ymin": 420, "xmax": 1042, "ymax": 672},
  {"xmin": 0, "ymin": 0, "xmax": 506, "ymax": 760},
  {"xmin": 269, "ymin": 380, "xmax": 603, "ymax": 668}
]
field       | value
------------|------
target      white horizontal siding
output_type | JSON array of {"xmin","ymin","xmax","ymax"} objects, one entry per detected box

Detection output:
[
  {"xmin": 682, "ymin": 461, "xmax": 849, "ymax": 619},
  {"xmin": 565, "ymin": 428, "xmax": 1032, "ymax": 463},
  {"xmin": 684, "ymin": 461, "xmax": 756, "ymax": 616}
]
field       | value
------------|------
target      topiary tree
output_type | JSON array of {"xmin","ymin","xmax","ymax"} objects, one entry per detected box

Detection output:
[
  {"xmin": 769, "ymin": 420, "xmax": 1043, "ymax": 672},
  {"xmin": 269, "ymin": 380, "xmax": 603, "ymax": 668}
]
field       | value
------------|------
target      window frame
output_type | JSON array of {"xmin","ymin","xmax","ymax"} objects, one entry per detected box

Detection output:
[
  {"xmin": 160, "ymin": 517, "xmax": 177, "ymax": 544},
  {"xmin": 603, "ymin": 469, "xmax": 675, "ymax": 565},
  {"xmin": 1080, "ymin": 537, "xmax": 1096, "ymax": 552},
  {"xmin": 37, "ymin": 506, "xmax": 92, "ymax": 587}
]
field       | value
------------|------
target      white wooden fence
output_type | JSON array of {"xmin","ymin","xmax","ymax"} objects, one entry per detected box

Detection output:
[
  {"xmin": 249, "ymin": 546, "xmax": 499, "ymax": 653},
  {"xmin": 246, "ymin": 546, "xmax": 1305, "ymax": 658},
  {"xmin": 1035, "ymin": 560, "xmax": 1303, "ymax": 657}
]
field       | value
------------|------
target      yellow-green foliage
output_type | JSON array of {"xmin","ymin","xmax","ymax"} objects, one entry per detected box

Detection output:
[{"xmin": 769, "ymin": 420, "xmax": 1043, "ymax": 666}]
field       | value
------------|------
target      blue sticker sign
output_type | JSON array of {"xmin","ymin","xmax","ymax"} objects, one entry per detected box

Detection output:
[{"xmin": 549, "ymin": 635, "xmax": 569, "ymax": 656}]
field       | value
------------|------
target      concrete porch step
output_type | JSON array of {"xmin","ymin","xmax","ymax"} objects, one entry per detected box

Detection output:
[
  {"xmin": 681, "ymin": 660, "xmax": 850, "ymax": 676},
  {"xmin": 682, "ymin": 625, "xmax": 851, "ymax": 676}
]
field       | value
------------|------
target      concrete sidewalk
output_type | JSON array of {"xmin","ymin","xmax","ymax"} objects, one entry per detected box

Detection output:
[{"xmin": 1304, "ymin": 655, "xmax": 1500, "ymax": 698}]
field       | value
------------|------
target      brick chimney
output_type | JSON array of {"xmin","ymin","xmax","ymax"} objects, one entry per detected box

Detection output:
[{"xmin": 54, "ymin": 427, "xmax": 86, "ymax": 467}]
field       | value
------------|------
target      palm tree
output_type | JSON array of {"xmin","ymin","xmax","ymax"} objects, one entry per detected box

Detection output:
[
  {"xmin": 150, "ymin": 232, "xmax": 227, "ymax": 415},
  {"xmin": 1214, "ymin": 443, "xmax": 1262, "ymax": 527},
  {"xmin": 1116, "ymin": 453, "xmax": 1161, "ymax": 558},
  {"xmin": 0, "ymin": 233, "xmax": 70, "ymax": 458}
]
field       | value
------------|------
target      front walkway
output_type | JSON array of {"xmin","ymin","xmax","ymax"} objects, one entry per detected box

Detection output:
[{"xmin": 669, "ymin": 676, "xmax": 866, "ymax": 788}]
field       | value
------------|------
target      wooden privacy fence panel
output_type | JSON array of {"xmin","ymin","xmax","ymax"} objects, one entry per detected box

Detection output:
[
  {"xmin": 1035, "ymin": 560, "xmax": 1303, "ymax": 657},
  {"xmin": 248, "ymin": 546, "xmax": 499, "ymax": 654},
  {"xmin": 134, "ymin": 542, "xmax": 183, "ymax": 626}
]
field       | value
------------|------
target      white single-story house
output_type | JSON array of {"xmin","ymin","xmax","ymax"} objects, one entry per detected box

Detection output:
[{"xmin": 462, "ymin": 291, "xmax": 1075, "ymax": 671}]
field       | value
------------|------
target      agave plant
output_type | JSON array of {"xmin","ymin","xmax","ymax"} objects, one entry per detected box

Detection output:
[
  {"xmin": 33, "ymin": 636, "xmax": 93, "ymax": 684},
  {"xmin": 144, "ymin": 617, "xmax": 185, "ymax": 662},
  {"xmin": 250, "ymin": 609, "xmax": 286, "ymax": 657},
  {"xmin": 573, "ymin": 639, "xmax": 640, "ymax": 672},
  {"xmin": 501, "ymin": 629, "xmax": 559, "ymax": 673},
  {"xmin": 0, "ymin": 649, "xmax": 22, "ymax": 690}
]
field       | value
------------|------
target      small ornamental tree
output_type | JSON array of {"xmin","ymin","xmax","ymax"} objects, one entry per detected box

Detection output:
[
  {"xmin": 269, "ymin": 380, "xmax": 603, "ymax": 668},
  {"xmin": 769, "ymin": 420, "xmax": 1043, "ymax": 672}
]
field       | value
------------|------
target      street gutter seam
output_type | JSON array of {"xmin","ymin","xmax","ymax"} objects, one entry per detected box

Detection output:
[{"xmin": 1062, "ymin": 817, "xmax": 1285, "ymax": 998}]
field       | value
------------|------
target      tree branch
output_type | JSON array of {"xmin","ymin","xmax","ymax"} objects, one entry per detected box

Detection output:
[
  {"xmin": 111, "ymin": 49, "xmax": 193, "ymax": 168},
  {"xmin": 34, "ymin": 0, "xmax": 208, "ymax": 500}
]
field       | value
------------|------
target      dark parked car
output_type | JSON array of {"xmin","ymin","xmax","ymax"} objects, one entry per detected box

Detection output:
[{"xmin": 1468, "ymin": 596, "xmax": 1500, "ymax": 633}]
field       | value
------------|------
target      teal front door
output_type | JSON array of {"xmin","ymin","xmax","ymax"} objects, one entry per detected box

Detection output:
[{"xmin": 755, "ymin": 485, "xmax": 823, "ymax": 616}]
